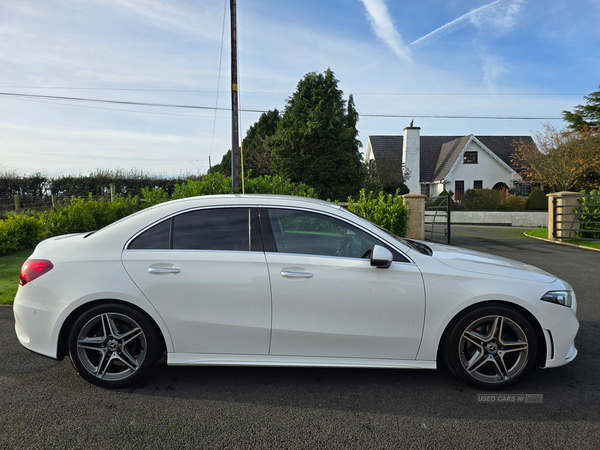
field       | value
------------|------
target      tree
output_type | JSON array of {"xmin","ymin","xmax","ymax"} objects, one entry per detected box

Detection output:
[
  {"xmin": 271, "ymin": 69, "xmax": 364, "ymax": 200},
  {"xmin": 241, "ymin": 109, "xmax": 279, "ymax": 178},
  {"xmin": 207, "ymin": 150, "xmax": 231, "ymax": 176},
  {"xmin": 363, "ymin": 157, "xmax": 409, "ymax": 195},
  {"xmin": 511, "ymin": 124, "xmax": 600, "ymax": 192},
  {"xmin": 562, "ymin": 85, "xmax": 600, "ymax": 130}
]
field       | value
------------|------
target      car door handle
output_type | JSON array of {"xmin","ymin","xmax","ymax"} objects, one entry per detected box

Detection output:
[
  {"xmin": 148, "ymin": 266, "xmax": 181, "ymax": 274},
  {"xmin": 281, "ymin": 270, "xmax": 313, "ymax": 279}
]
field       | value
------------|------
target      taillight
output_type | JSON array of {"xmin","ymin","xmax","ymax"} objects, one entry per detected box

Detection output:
[{"xmin": 19, "ymin": 259, "xmax": 54, "ymax": 286}]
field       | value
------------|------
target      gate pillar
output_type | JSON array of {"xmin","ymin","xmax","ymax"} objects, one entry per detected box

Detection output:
[
  {"xmin": 402, "ymin": 193, "xmax": 427, "ymax": 240},
  {"xmin": 547, "ymin": 191, "xmax": 581, "ymax": 240}
]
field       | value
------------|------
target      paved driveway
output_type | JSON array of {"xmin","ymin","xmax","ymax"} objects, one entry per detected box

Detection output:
[{"xmin": 1, "ymin": 227, "xmax": 599, "ymax": 449}]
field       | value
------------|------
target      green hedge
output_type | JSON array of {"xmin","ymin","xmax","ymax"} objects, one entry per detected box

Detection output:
[
  {"xmin": 526, "ymin": 188, "xmax": 548, "ymax": 210},
  {"xmin": 142, "ymin": 173, "xmax": 317, "ymax": 207},
  {"xmin": 461, "ymin": 189, "xmax": 502, "ymax": 211},
  {"xmin": 38, "ymin": 196, "xmax": 138, "ymax": 237},
  {"xmin": 347, "ymin": 189, "xmax": 408, "ymax": 237},
  {"xmin": 1, "ymin": 176, "xmax": 409, "ymax": 255},
  {"xmin": 0, "ymin": 196, "xmax": 137, "ymax": 255},
  {"xmin": 578, "ymin": 189, "xmax": 600, "ymax": 239},
  {"xmin": 0, "ymin": 215, "xmax": 45, "ymax": 254},
  {"xmin": 0, "ymin": 168, "xmax": 195, "ymax": 199},
  {"xmin": 1, "ymin": 175, "xmax": 316, "ymax": 254}
]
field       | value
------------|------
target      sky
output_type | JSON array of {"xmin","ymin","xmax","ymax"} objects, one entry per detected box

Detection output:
[{"xmin": 1, "ymin": 0, "xmax": 599, "ymax": 177}]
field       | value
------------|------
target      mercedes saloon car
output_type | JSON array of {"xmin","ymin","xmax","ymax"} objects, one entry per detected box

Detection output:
[{"xmin": 14, "ymin": 195, "xmax": 579, "ymax": 389}]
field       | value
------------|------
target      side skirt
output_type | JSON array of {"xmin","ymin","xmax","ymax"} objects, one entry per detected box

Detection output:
[{"xmin": 167, "ymin": 353, "xmax": 436, "ymax": 370}]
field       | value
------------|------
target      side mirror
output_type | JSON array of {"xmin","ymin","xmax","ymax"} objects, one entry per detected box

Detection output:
[{"xmin": 370, "ymin": 245, "xmax": 393, "ymax": 269}]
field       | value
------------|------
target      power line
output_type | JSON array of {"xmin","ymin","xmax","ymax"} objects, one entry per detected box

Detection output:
[
  {"xmin": 0, "ymin": 91, "xmax": 263, "ymax": 113},
  {"xmin": 0, "ymin": 85, "xmax": 585, "ymax": 97},
  {"xmin": 0, "ymin": 91, "xmax": 561, "ymax": 120},
  {"xmin": 11, "ymin": 96, "xmax": 234, "ymax": 119},
  {"xmin": 361, "ymin": 113, "xmax": 561, "ymax": 120}
]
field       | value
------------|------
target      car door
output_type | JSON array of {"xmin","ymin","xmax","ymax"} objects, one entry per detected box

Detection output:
[
  {"xmin": 122, "ymin": 206, "xmax": 272, "ymax": 355},
  {"xmin": 262, "ymin": 207, "xmax": 426, "ymax": 360}
]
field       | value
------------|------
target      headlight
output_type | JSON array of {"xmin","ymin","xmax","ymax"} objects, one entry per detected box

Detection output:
[{"xmin": 541, "ymin": 290, "xmax": 573, "ymax": 308}]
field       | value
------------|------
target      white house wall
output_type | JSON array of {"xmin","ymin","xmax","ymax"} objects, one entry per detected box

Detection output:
[{"xmin": 446, "ymin": 141, "xmax": 515, "ymax": 193}]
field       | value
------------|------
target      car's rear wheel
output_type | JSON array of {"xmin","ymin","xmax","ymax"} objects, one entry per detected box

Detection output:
[
  {"xmin": 68, "ymin": 304, "xmax": 161, "ymax": 388},
  {"xmin": 443, "ymin": 305, "xmax": 537, "ymax": 390}
]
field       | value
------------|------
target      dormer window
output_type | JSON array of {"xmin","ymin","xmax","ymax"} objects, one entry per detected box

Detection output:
[{"xmin": 463, "ymin": 151, "xmax": 478, "ymax": 164}]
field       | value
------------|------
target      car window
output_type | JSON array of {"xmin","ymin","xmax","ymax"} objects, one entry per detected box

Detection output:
[
  {"xmin": 265, "ymin": 208, "xmax": 402, "ymax": 260},
  {"xmin": 128, "ymin": 207, "xmax": 262, "ymax": 251},
  {"xmin": 128, "ymin": 218, "xmax": 170, "ymax": 249}
]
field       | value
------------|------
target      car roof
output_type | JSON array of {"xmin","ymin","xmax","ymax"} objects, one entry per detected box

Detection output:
[{"xmin": 146, "ymin": 194, "xmax": 342, "ymax": 212}]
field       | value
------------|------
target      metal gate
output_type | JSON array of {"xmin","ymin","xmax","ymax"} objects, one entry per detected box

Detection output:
[{"xmin": 424, "ymin": 195, "xmax": 451, "ymax": 244}]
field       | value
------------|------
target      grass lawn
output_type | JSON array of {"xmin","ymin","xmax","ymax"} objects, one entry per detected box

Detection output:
[
  {"xmin": 0, "ymin": 249, "xmax": 33, "ymax": 305},
  {"xmin": 525, "ymin": 228, "xmax": 600, "ymax": 250}
]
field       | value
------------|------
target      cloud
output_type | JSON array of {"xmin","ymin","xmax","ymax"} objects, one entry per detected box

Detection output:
[
  {"xmin": 410, "ymin": 0, "xmax": 524, "ymax": 48},
  {"xmin": 88, "ymin": 0, "xmax": 223, "ymax": 40},
  {"xmin": 482, "ymin": 55, "xmax": 509, "ymax": 91},
  {"xmin": 358, "ymin": 0, "xmax": 412, "ymax": 62}
]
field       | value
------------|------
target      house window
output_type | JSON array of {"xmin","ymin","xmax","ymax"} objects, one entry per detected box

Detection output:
[
  {"xmin": 421, "ymin": 184, "xmax": 430, "ymax": 197},
  {"xmin": 473, "ymin": 180, "xmax": 483, "ymax": 190},
  {"xmin": 463, "ymin": 151, "xmax": 478, "ymax": 164},
  {"xmin": 455, "ymin": 181, "xmax": 464, "ymax": 200},
  {"xmin": 515, "ymin": 183, "xmax": 532, "ymax": 196}
]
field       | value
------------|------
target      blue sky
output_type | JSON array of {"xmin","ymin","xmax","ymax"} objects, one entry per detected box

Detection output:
[{"xmin": 1, "ymin": 0, "xmax": 599, "ymax": 176}]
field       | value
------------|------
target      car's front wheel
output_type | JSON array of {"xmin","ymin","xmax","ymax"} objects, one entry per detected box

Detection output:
[
  {"xmin": 443, "ymin": 305, "xmax": 538, "ymax": 390},
  {"xmin": 68, "ymin": 304, "xmax": 161, "ymax": 388}
]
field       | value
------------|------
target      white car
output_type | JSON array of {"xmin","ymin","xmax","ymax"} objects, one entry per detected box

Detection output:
[{"xmin": 14, "ymin": 195, "xmax": 579, "ymax": 389}]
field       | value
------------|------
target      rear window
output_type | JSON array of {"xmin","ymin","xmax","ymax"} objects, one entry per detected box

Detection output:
[{"xmin": 127, "ymin": 207, "xmax": 262, "ymax": 252}]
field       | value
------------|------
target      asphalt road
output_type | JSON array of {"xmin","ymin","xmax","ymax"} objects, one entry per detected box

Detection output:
[{"xmin": 1, "ymin": 226, "xmax": 599, "ymax": 449}]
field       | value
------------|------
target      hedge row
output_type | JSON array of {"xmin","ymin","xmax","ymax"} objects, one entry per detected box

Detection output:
[
  {"xmin": 0, "ymin": 168, "xmax": 194, "ymax": 199},
  {"xmin": 458, "ymin": 188, "xmax": 548, "ymax": 211},
  {"xmin": 1, "ymin": 174, "xmax": 410, "ymax": 255},
  {"xmin": 0, "ymin": 196, "xmax": 137, "ymax": 254},
  {"xmin": 347, "ymin": 189, "xmax": 408, "ymax": 238}
]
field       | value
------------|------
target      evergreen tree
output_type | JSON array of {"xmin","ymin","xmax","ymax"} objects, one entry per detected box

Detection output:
[
  {"xmin": 241, "ymin": 109, "xmax": 279, "ymax": 178},
  {"xmin": 208, "ymin": 150, "xmax": 231, "ymax": 176},
  {"xmin": 271, "ymin": 69, "xmax": 364, "ymax": 200},
  {"xmin": 562, "ymin": 85, "xmax": 600, "ymax": 130}
]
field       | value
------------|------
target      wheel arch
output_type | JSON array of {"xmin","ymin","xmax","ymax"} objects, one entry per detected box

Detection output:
[
  {"xmin": 57, "ymin": 299, "xmax": 168, "ymax": 360},
  {"xmin": 436, "ymin": 300, "xmax": 547, "ymax": 369}
]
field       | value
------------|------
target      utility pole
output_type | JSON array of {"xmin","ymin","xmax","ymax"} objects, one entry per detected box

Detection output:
[{"xmin": 230, "ymin": 0, "xmax": 240, "ymax": 191}]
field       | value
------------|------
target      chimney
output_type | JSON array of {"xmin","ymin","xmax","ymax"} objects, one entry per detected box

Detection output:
[{"xmin": 403, "ymin": 124, "xmax": 421, "ymax": 194}]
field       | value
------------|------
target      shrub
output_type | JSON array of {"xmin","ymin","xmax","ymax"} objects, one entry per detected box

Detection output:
[
  {"xmin": 142, "ymin": 173, "xmax": 317, "ymax": 205},
  {"xmin": 461, "ymin": 189, "xmax": 502, "ymax": 210},
  {"xmin": 244, "ymin": 175, "xmax": 316, "ymax": 197},
  {"xmin": 0, "ymin": 215, "xmax": 45, "ymax": 254},
  {"xmin": 172, "ymin": 173, "xmax": 233, "ymax": 199},
  {"xmin": 428, "ymin": 189, "xmax": 455, "ymax": 210},
  {"xmin": 578, "ymin": 189, "xmax": 600, "ymax": 239},
  {"xmin": 347, "ymin": 189, "xmax": 408, "ymax": 237},
  {"xmin": 526, "ymin": 188, "xmax": 548, "ymax": 210},
  {"xmin": 506, "ymin": 196, "xmax": 527, "ymax": 211},
  {"xmin": 39, "ymin": 195, "xmax": 137, "ymax": 237},
  {"xmin": 141, "ymin": 186, "xmax": 169, "ymax": 207}
]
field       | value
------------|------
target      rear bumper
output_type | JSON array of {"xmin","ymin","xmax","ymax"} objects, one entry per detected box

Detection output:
[{"xmin": 13, "ymin": 287, "xmax": 65, "ymax": 359}]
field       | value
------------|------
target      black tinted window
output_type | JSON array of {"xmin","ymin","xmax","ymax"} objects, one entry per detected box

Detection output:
[
  {"xmin": 128, "ymin": 218, "xmax": 170, "ymax": 249},
  {"xmin": 173, "ymin": 208, "xmax": 259, "ymax": 251}
]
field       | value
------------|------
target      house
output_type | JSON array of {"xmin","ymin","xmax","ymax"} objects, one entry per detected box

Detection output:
[{"xmin": 364, "ymin": 124, "xmax": 535, "ymax": 198}]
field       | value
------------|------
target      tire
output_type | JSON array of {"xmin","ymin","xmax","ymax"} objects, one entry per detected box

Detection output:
[
  {"xmin": 68, "ymin": 303, "xmax": 162, "ymax": 388},
  {"xmin": 443, "ymin": 305, "xmax": 538, "ymax": 390}
]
